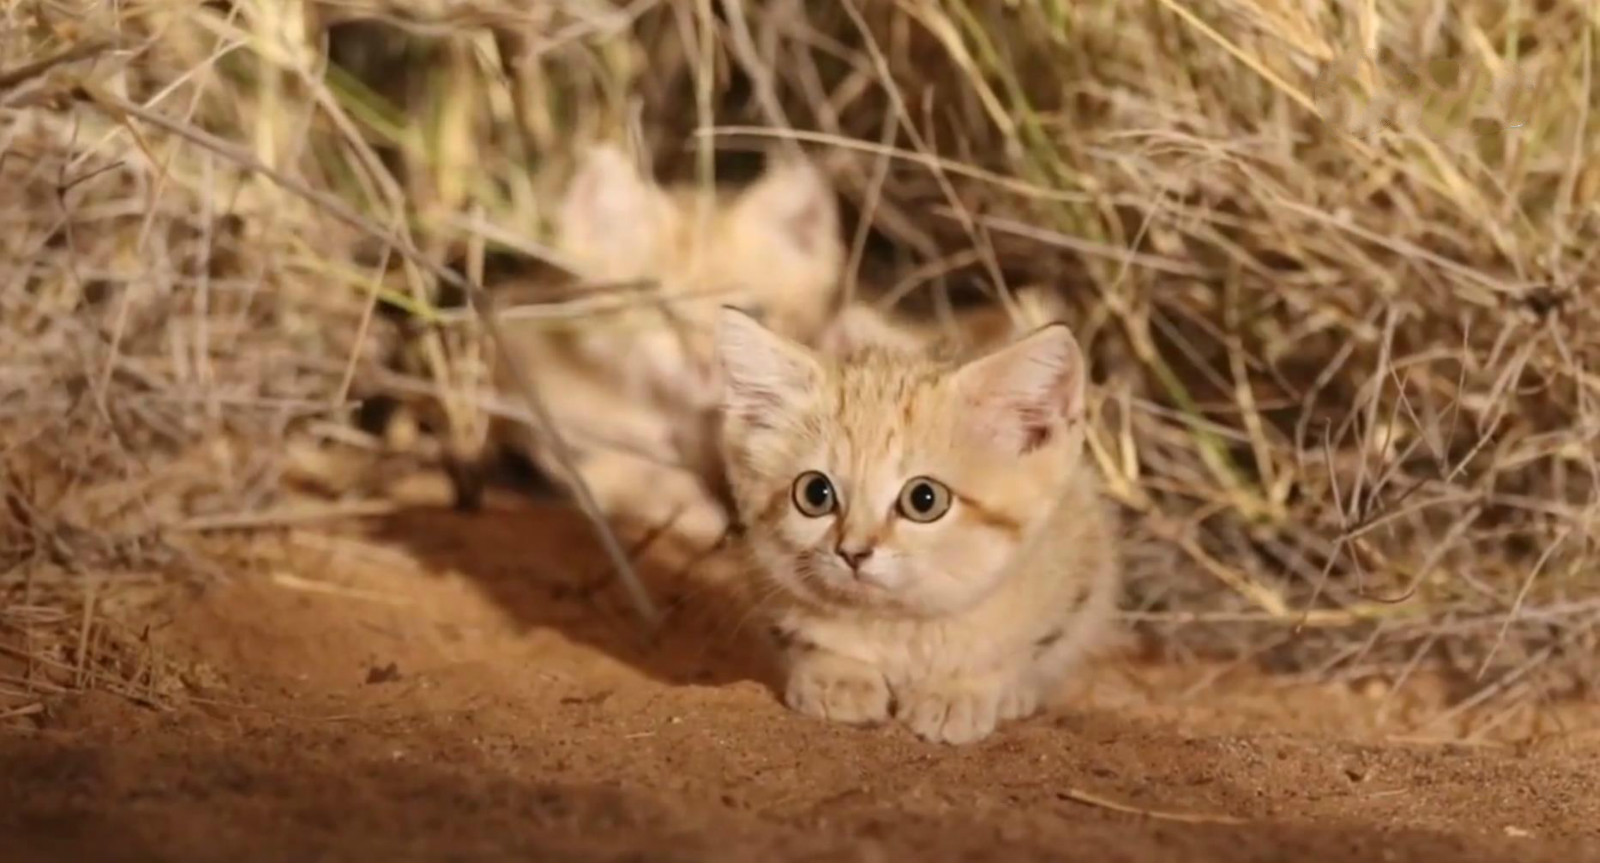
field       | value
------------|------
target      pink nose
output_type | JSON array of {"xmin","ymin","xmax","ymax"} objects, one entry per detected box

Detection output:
[{"xmin": 837, "ymin": 545, "xmax": 874, "ymax": 569}]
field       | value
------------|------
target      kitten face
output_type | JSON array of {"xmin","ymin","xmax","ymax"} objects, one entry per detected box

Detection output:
[{"xmin": 716, "ymin": 309, "xmax": 1087, "ymax": 618}]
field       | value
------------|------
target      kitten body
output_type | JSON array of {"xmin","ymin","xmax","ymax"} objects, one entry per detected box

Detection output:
[{"xmin": 715, "ymin": 308, "xmax": 1119, "ymax": 745}]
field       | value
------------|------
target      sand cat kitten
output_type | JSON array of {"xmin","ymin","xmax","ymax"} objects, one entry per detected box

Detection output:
[
  {"xmin": 714, "ymin": 307, "xmax": 1120, "ymax": 745},
  {"xmin": 492, "ymin": 143, "xmax": 845, "ymax": 539}
]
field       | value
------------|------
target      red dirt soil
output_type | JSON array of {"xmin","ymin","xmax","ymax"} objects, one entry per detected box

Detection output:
[{"xmin": 3, "ymin": 493, "xmax": 1597, "ymax": 862}]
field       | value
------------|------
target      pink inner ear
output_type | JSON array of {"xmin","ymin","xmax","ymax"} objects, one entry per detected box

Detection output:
[
  {"xmin": 959, "ymin": 327, "xmax": 1084, "ymax": 456},
  {"xmin": 569, "ymin": 169, "xmax": 600, "ymax": 213},
  {"xmin": 562, "ymin": 148, "xmax": 652, "ymax": 234},
  {"xmin": 718, "ymin": 311, "xmax": 826, "ymax": 434},
  {"xmin": 730, "ymin": 388, "xmax": 789, "ymax": 430},
  {"xmin": 784, "ymin": 198, "xmax": 823, "ymax": 256},
  {"xmin": 1015, "ymin": 402, "xmax": 1057, "ymax": 454},
  {"xmin": 576, "ymin": 172, "xmax": 634, "ymax": 225},
  {"xmin": 967, "ymin": 393, "xmax": 1057, "ymax": 456}
]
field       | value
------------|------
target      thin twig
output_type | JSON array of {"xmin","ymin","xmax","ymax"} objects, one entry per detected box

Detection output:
[
  {"xmin": 1059, "ymin": 788, "xmax": 1249, "ymax": 825},
  {"xmin": 0, "ymin": 39, "xmax": 113, "ymax": 91},
  {"xmin": 0, "ymin": 702, "xmax": 45, "ymax": 722}
]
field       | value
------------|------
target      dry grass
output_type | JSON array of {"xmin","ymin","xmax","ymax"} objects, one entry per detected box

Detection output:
[{"xmin": 3, "ymin": 0, "xmax": 1597, "ymax": 721}]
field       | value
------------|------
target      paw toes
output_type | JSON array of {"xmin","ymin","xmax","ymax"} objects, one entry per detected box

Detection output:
[
  {"xmin": 899, "ymin": 691, "xmax": 998, "ymax": 745},
  {"xmin": 826, "ymin": 678, "xmax": 890, "ymax": 724},
  {"xmin": 944, "ymin": 695, "xmax": 998, "ymax": 745},
  {"xmin": 998, "ymin": 686, "xmax": 1039, "ymax": 722},
  {"xmin": 901, "ymin": 696, "xmax": 950, "ymax": 742},
  {"xmin": 784, "ymin": 669, "xmax": 890, "ymax": 726}
]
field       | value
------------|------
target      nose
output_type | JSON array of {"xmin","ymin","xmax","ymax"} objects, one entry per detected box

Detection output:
[{"xmin": 836, "ymin": 544, "xmax": 874, "ymax": 570}]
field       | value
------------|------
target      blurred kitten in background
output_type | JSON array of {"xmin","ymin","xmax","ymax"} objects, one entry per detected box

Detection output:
[{"xmin": 487, "ymin": 142, "xmax": 846, "ymax": 545}]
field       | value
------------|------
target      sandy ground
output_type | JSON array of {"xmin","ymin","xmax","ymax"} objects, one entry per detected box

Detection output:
[{"xmin": 3, "ymin": 493, "xmax": 1598, "ymax": 862}]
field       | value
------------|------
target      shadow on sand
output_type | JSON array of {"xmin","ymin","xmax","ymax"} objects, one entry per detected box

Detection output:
[{"xmin": 367, "ymin": 490, "xmax": 776, "ymax": 691}]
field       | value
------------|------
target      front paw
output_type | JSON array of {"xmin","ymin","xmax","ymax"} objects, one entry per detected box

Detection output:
[
  {"xmin": 896, "ymin": 683, "xmax": 1008, "ymax": 745},
  {"xmin": 783, "ymin": 653, "xmax": 891, "ymax": 727},
  {"xmin": 998, "ymin": 682, "xmax": 1040, "ymax": 722}
]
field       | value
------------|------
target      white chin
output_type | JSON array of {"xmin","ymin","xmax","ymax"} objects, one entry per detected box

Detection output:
[
  {"xmin": 812, "ymin": 574, "xmax": 887, "ymax": 604},
  {"xmin": 851, "ymin": 569, "xmax": 898, "ymax": 592}
]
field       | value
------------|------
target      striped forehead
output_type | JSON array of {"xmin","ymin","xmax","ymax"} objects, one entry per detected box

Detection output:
[{"xmin": 821, "ymin": 356, "xmax": 944, "ymax": 480}]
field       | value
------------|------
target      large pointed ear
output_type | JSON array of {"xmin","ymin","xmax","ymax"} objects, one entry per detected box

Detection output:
[
  {"xmin": 555, "ymin": 143, "xmax": 662, "ymax": 268},
  {"xmin": 715, "ymin": 306, "xmax": 824, "ymax": 427},
  {"xmin": 729, "ymin": 157, "xmax": 840, "ymax": 262},
  {"xmin": 950, "ymin": 322, "xmax": 1086, "ymax": 455}
]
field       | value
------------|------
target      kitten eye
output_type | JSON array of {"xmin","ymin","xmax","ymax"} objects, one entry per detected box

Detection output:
[
  {"xmin": 897, "ymin": 477, "xmax": 952, "ymax": 523},
  {"xmin": 791, "ymin": 470, "xmax": 837, "ymax": 517}
]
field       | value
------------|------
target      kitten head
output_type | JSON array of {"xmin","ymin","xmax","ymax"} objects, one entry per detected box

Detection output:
[
  {"xmin": 555, "ymin": 144, "xmax": 844, "ymax": 409},
  {"xmin": 715, "ymin": 307, "xmax": 1088, "ymax": 618},
  {"xmin": 704, "ymin": 157, "xmax": 843, "ymax": 338},
  {"xmin": 555, "ymin": 144, "xmax": 842, "ymax": 333}
]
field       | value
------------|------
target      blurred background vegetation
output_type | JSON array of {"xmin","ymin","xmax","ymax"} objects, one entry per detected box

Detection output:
[{"xmin": 2, "ymin": 0, "xmax": 1597, "ymax": 711}]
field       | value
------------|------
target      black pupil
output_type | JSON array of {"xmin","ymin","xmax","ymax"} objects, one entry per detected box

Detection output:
[
  {"xmin": 804, "ymin": 477, "xmax": 832, "ymax": 508},
  {"xmin": 909, "ymin": 483, "xmax": 936, "ymax": 513}
]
